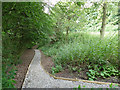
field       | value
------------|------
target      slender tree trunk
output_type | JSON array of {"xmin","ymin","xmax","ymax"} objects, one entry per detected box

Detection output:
[
  {"xmin": 65, "ymin": 27, "xmax": 69, "ymax": 42},
  {"xmin": 118, "ymin": 2, "xmax": 120, "ymax": 71},
  {"xmin": 65, "ymin": 16, "xmax": 70, "ymax": 42},
  {"xmin": 66, "ymin": 26, "xmax": 69, "ymax": 36},
  {"xmin": 66, "ymin": 16, "xmax": 70, "ymax": 36},
  {"xmin": 100, "ymin": 3, "xmax": 107, "ymax": 39}
]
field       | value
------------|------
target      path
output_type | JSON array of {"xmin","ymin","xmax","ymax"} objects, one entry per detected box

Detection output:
[{"xmin": 22, "ymin": 50, "xmax": 119, "ymax": 88}]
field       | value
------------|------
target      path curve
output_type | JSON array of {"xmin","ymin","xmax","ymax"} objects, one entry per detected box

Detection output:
[{"xmin": 22, "ymin": 50, "xmax": 119, "ymax": 88}]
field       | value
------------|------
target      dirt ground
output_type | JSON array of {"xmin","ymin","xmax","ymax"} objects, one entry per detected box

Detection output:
[
  {"xmin": 13, "ymin": 45, "xmax": 38, "ymax": 88},
  {"xmin": 40, "ymin": 50, "xmax": 55, "ymax": 74},
  {"xmin": 40, "ymin": 50, "xmax": 120, "ymax": 84}
]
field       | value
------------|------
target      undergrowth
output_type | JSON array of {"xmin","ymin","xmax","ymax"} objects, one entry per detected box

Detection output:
[
  {"xmin": 2, "ymin": 58, "xmax": 17, "ymax": 88},
  {"xmin": 40, "ymin": 32, "xmax": 119, "ymax": 81}
]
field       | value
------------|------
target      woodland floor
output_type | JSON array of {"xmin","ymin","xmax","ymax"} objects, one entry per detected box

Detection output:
[{"xmin": 40, "ymin": 50, "xmax": 120, "ymax": 84}]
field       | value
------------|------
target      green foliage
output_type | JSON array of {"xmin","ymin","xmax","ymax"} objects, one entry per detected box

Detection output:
[
  {"xmin": 41, "ymin": 32, "xmax": 119, "ymax": 81},
  {"xmin": 73, "ymin": 85, "xmax": 86, "ymax": 89},
  {"xmin": 109, "ymin": 83, "xmax": 119, "ymax": 88},
  {"xmin": 3, "ymin": 2, "xmax": 53, "ymax": 49},
  {"xmin": 51, "ymin": 65, "xmax": 62, "ymax": 74},
  {"xmin": 2, "ymin": 1, "xmax": 119, "ymax": 88},
  {"xmin": 85, "ymin": 2, "xmax": 118, "ymax": 32},
  {"xmin": 87, "ymin": 64, "xmax": 120, "ymax": 81},
  {"xmin": 2, "ymin": 59, "xmax": 17, "ymax": 88},
  {"xmin": 109, "ymin": 83, "xmax": 113, "ymax": 88},
  {"xmin": 74, "ymin": 83, "xmax": 118, "ymax": 88},
  {"xmin": 50, "ymin": 1, "xmax": 87, "ymax": 41},
  {"xmin": 76, "ymin": 2, "xmax": 85, "ymax": 6},
  {"xmin": 2, "ymin": 2, "xmax": 53, "ymax": 88},
  {"xmin": 78, "ymin": 85, "xmax": 81, "ymax": 90}
]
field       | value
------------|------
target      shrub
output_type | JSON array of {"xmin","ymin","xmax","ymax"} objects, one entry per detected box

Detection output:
[{"xmin": 40, "ymin": 32, "xmax": 119, "ymax": 79}]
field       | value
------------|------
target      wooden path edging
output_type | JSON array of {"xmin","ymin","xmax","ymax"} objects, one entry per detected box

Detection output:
[{"xmin": 40, "ymin": 60, "xmax": 120, "ymax": 87}]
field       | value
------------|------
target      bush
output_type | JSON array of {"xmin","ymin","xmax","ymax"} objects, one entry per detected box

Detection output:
[{"xmin": 40, "ymin": 32, "xmax": 119, "ymax": 79}]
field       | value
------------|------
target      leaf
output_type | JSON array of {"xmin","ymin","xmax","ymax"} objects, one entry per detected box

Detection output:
[
  {"xmin": 83, "ymin": 85, "xmax": 86, "ymax": 87},
  {"xmin": 76, "ymin": 2, "xmax": 85, "ymax": 6},
  {"xmin": 78, "ymin": 85, "xmax": 81, "ymax": 89},
  {"xmin": 89, "ymin": 78, "xmax": 94, "ymax": 81},
  {"xmin": 100, "ymin": 72, "xmax": 104, "ymax": 77},
  {"xmin": 109, "ymin": 83, "xmax": 113, "ymax": 88}
]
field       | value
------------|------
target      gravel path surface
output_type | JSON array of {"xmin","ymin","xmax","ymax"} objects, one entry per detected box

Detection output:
[{"xmin": 22, "ymin": 50, "xmax": 119, "ymax": 88}]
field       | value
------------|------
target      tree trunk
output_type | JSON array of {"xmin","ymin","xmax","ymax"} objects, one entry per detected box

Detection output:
[
  {"xmin": 65, "ymin": 27, "xmax": 69, "ymax": 42},
  {"xmin": 66, "ymin": 16, "xmax": 70, "ymax": 36},
  {"xmin": 66, "ymin": 26, "xmax": 69, "ymax": 36},
  {"xmin": 118, "ymin": 2, "xmax": 120, "ymax": 71},
  {"xmin": 100, "ymin": 3, "xmax": 107, "ymax": 39},
  {"xmin": 65, "ymin": 16, "xmax": 70, "ymax": 42}
]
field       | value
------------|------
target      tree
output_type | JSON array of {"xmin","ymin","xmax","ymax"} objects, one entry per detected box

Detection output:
[
  {"xmin": 2, "ymin": 2, "xmax": 54, "ymax": 88},
  {"xmin": 118, "ymin": 1, "xmax": 120, "ymax": 70},
  {"xmin": 2, "ymin": 2, "xmax": 53, "ymax": 54},
  {"xmin": 100, "ymin": 2, "xmax": 107, "ymax": 39},
  {"xmin": 50, "ymin": 1, "xmax": 87, "ymax": 42}
]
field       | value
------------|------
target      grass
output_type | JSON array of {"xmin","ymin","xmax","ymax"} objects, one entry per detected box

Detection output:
[{"xmin": 39, "ymin": 31, "xmax": 119, "ymax": 81}]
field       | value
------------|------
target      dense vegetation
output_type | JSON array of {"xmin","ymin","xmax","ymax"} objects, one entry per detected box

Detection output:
[
  {"xmin": 40, "ymin": 32, "xmax": 119, "ymax": 80},
  {"xmin": 2, "ymin": 1, "xmax": 120, "ymax": 88},
  {"xmin": 40, "ymin": 2, "xmax": 120, "ymax": 82},
  {"xmin": 2, "ymin": 2, "xmax": 53, "ymax": 88}
]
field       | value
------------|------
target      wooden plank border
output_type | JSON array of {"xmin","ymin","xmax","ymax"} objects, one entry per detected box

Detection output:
[{"xmin": 40, "ymin": 59, "xmax": 120, "ymax": 87}]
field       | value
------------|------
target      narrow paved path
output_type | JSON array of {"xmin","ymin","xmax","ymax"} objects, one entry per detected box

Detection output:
[{"xmin": 22, "ymin": 50, "xmax": 119, "ymax": 88}]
